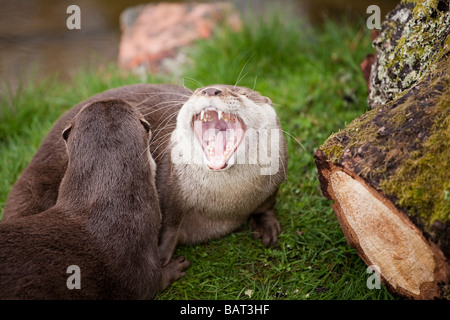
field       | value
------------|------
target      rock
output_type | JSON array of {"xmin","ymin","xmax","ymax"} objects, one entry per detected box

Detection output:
[
  {"xmin": 367, "ymin": 0, "xmax": 450, "ymax": 108},
  {"xmin": 118, "ymin": 2, "xmax": 241, "ymax": 75}
]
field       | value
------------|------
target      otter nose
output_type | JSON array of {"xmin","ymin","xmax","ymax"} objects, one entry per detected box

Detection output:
[{"xmin": 202, "ymin": 87, "xmax": 222, "ymax": 96}]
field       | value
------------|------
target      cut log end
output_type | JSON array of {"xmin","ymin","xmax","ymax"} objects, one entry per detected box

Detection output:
[{"xmin": 315, "ymin": 149, "xmax": 450, "ymax": 300}]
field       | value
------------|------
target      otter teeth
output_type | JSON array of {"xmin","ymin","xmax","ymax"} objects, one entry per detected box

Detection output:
[
  {"xmin": 199, "ymin": 108, "xmax": 234, "ymax": 123},
  {"xmin": 200, "ymin": 108, "xmax": 216, "ymax": 122},
  {"xmin": 223, "ymin": 113, "xmax": 235, "ymax": 123}
]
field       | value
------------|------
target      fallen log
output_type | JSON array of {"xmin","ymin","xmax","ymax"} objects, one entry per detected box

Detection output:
[
  {"xmin": 314, "ymin": 0, "xmax": 449, "ymax": 299},
  {"xmin": 314, "ymin": 55, "xmax": 449, "ymax": 299}
]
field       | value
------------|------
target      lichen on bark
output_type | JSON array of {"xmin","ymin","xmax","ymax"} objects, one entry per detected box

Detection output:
[{"xmin": 368, "ymin": 0, "xmax": 450, "ymax": 108}]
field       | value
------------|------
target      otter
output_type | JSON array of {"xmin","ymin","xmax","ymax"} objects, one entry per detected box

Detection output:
[
  {"xmin": 3, "ymin": 84, "xmax": 287, "ymax": 265},
  {"xmin": 0, "ymin": 99, "xmax": 189, "ymax": 299}
]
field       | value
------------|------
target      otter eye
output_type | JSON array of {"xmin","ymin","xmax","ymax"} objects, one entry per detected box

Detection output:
[
  {"xmin": 62, "ymin": 125, "xmax": 72, "ymax": 141},
  {"xmin": 140, "ymin": 119, "xmax": 150, "ymax": 133}
]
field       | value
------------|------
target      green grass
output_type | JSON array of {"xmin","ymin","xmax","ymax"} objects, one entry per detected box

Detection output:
[{"xmin": 0, "ymin": 9, "xmax": 396, "ymax": 300}]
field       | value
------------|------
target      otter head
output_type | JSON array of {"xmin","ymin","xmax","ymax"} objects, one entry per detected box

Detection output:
[
  {"xmin": 61, "ymin": 99, "xmax": 152, "ymax": 168},
  {"xmin": 175, "ymin": 84, "xmax": 278, "ymax": 171},
  {"xmin": 58, "ymin": 99, "xmax": 155, "ymax": 207}
]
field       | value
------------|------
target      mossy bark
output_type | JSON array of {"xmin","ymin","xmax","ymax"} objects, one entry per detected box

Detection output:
[
  {"xmin": 368, "ymin": 0, "xmax": 449, "ymax": 108},
  {"xmin": 314, "ymin": 0, "xmax": 449, "ymax": 299}
]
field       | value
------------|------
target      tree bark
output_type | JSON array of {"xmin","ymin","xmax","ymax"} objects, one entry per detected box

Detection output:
[
  {"xmin": 314, "ymin": 0, "xmax": 450, "ymax": 299},
  {"xmin": 314, "ymin": 50, "xmax": 450, "ymax": 299}
]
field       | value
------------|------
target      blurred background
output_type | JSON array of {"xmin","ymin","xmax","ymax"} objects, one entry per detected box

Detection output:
[{"xmin": 0, "ymin": 0, "xmax": 396, "ymax": 90}]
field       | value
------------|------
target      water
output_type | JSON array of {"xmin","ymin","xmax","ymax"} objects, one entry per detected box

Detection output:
[{"xmin": 0, "ymin": 0, "xmax": 396, "ymax": 89}]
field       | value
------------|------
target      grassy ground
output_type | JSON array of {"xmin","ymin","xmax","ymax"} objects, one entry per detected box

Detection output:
[{"xmin": 0, "ymin": 10, "xmax": 396, "ymax": 300}]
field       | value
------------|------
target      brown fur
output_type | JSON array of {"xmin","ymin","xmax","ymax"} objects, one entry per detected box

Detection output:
[
  {"xmin": 0, "ymin": 99, "xmax": 189, "ymax": 299},
  {"xmin": 3, "ymin": 84, "xmax": 287, "ymax": 266}
]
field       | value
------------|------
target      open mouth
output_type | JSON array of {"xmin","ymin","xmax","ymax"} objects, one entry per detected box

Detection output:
[{"xmin": 193, "ymin": 107, "xmax": 245, "ymax": 171}]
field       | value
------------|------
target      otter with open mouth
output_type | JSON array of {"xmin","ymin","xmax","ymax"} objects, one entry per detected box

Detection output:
[
  {"xmin": 160, "ymin": 84, "xmax": 288, "ymax": 263},
  {"xmin": 191, "ymin": 88, "xmax": 247, "ymax": 171},
  {"xmin": 3, "ymin": 83, "xmax": 288, "ymax": 266}
]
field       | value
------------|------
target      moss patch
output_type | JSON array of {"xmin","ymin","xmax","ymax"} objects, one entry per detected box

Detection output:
[
  {"xmin": 380, "ymin": 95, "xmax": 449, "ymax": 246},
  {"xmin": 380, "ymin": 88, "xmax": 449, "ymax": 222}
]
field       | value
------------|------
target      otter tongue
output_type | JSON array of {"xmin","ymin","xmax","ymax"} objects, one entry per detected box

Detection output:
[
  {"xmin": 193, "ymin": 110, "xmax": 244, "ymax": 170},
  {"xmin": 209, "ymin": 130, "xmax": 226, "ymax": 170}
]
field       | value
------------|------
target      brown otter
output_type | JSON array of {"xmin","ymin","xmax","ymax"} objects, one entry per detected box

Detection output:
[
  {"xmin": 3, "ymin": 84, "xmax": 287, "ymax": 265},
  {"xmin": 0, "ymin": 99, "xmax": 189, "ymax": 299}
]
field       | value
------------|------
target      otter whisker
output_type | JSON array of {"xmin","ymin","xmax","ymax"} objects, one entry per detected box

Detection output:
[
  {"xmin": 139, "ymin": 129, "xmax": 174, "ymax": 161},
  {"xmin": 131, "ymin": 91, "xmax": 189, "ymax": 111},
  {"xmin": 149, "ymin": 110, "xmax": 179, "ymax": 137},
  {"xmin": 149, "ymin": 124, "xmax": 177, "ymax": 137},
  {"xmin": 252, "ymin": 75, "xmax": 258, "ymax": 91},
  {"xmin": 234, "ymin": 51, "xmax": 256, "ymax": 87},
  {"xmin": 138, "ymin": 104, "xmax": 179, "ymax": 119},
  {"xmin": 152, "ymin": 138, "xmax": 174, "ymax": 162},
  {"xmin": 128, "ymin": 90, "xmax": 191, "ymax": 99},
  {"xmin": 176, "ymin": 79, "xmax": 194, "ymax": 95},
  {"xmin": 135, "ymin": 99, "xmax": 186, "ymax": 114},
  {"xmin": 150, "ymin": 132, "xmax": 174, "ymax": 152},
  {"xmin": 136, "ymin": 97, "xmax": 185, "ymax": 110},
  {"xmin": 182, "ymin": 76, "xmax": 204, "ymax": 89},
  {"xmin": 138, "ymin": 143, "xmax": 152, "ymax": 160},
  {"xmin": 281, "ymin": 129, "xmax": 307, "ymax": 152}
]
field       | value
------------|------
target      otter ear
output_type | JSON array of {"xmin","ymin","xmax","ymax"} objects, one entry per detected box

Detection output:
[
  {"xmin": 62, "ymin": 124, "xmax": 72, "ymax": 141},
  {"xmin": 140, "ymin": 119, "xmax": 151, "ymax": 133}
]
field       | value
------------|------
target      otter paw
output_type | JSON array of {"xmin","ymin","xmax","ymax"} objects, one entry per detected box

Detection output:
[
  {"xmin": 249, "ymin": 210, "xmax": 281, "ymax": 247},
  {"xmin": 160, "ymin": 256, "xmax": 191, "ymax": 290}
]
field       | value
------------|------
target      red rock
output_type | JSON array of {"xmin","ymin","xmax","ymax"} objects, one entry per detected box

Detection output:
[{"xmin": 118, "ymin": 2, "xmax": 241, "ymax": 73}]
